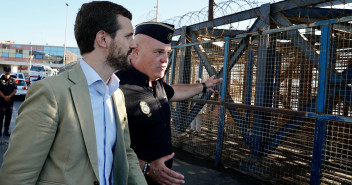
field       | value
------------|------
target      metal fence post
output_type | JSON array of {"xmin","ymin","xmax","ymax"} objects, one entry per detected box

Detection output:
[
  {"xmin": 170, "ymin": 49, "xmax": 176, "ymax": 85},
  {"xmin": 310, "ymin": 24, "xmax": 331, "ymax": 185},
  {"xmin": 215, "ymin": 37, "xmax": 230, "ymax": 166},
  {"xmin": 243, "ymin": 39, "xmax": 253, "ymax": 144},
  {"xmin": 198, "ymin": 60, "xmax": 203, "ymax": 79},
  {"xmin": 175, "ymin": 26, "xmax": 192, "ymax": 132}
]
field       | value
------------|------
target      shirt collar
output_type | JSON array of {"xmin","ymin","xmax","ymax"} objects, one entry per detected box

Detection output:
[
  {"xmin": 80, "ymin": 60, "xmax": 120, "ymax": 96},
  {"xmin": 80, "ymin": 60, "xmax": 101, "ymax": 86},
  {"xmin": 107, "ymin": 73, "xmax": 120, "ymax": 95}
]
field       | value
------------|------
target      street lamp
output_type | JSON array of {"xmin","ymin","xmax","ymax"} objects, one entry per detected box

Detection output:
[{"xmin": 63, "ymin": 3, "xmax": 69, "ymax": 65}]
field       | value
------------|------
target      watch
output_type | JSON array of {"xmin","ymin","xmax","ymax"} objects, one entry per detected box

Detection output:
[
  {"xmin": 201, "ymin": 82, "xmax": 207, "ymax": 93},
  {"xmin": 143, "ymin": 161, "xmax": 150, "ymax": 175}
]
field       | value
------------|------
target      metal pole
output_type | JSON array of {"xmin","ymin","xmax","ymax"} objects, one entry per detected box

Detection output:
[
  {"xmin": 155, "ymin": 0, "xmax": 159, "ymax": 22},
  {"xmin": 29, "ymin": 46, "xmax": 32, "ymax": 72},
  {"xmin": 198, "ymin": 60, "xmax": 203, "ymax": 79},
  {"xmin": 310, "ymin": 24, "xmax": 331, "ymax": 185},
  {"xmin": 63, "ymin": 3, "xmax": 69, "ymax": 65},
  {"xmin": 215, "ymin": 37, "xmax": 230, "ymax": 166},
  {"xmin": 170, "ymin": 49, "xmax": 175, "ymax": 85},
  {"xmin": 208, "ymin": 0, "xmax": 214, "ymax": 21}
]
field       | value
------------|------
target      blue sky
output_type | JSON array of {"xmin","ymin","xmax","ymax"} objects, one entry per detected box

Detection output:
[{"xmin": 0, "ymin": 0, "xmax": 211, "ymax": 47}]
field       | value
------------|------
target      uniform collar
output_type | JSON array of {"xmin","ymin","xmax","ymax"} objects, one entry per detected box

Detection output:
[{"xmin": 129, "ymin": 67, "xmax": 151, "ymax": 87}]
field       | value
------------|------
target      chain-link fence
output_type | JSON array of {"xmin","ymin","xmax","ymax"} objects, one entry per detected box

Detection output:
[{"xmin": 166, "ymin": 14, "xmax": 352, "ymax": 184}]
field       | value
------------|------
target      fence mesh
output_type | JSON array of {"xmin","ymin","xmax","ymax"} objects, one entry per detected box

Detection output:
[
  {"xmin": 168, "ymin": 16, "xmax": 352, "ymax": 184},
  {"xmin": 321, "ymin": 121, "xmax": 352, "ymax": 184}
]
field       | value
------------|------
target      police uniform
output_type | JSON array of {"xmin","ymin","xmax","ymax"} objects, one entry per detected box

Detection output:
[
  {"xmin": 117, "ymin": 67, "xmax": 174, "ymax": 165},
  {"xmin": 0, "ymin": 68, "xmax": 17, "ymax": 136},
  {"xmin": 116, "ymin": 21, "xmax": 175, "ymax": 185}
]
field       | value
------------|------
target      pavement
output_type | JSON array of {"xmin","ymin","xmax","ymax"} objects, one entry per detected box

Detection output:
[{"xmin": 0, "ymin": 101, "xmax": 267, "ymax": 185}]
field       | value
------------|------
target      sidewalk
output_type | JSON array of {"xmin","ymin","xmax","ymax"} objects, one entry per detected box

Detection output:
[
  {"xmin": 0, "ymin": 101, "xmax": 266, "ymax": 185},
  {"xmin": 172, "ymin": 147, "xmax": 266, "ymax": 185}
]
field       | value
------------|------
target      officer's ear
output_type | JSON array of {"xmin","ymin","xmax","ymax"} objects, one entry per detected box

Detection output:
[{"xmin": 132, "ymin": 45, "xmax": 139, "ymax": 56}]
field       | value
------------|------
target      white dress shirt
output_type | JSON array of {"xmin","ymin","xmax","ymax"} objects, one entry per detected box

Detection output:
[{"xmin": 80, "ymin": 60, "xmax": 119, "ymax": 185}]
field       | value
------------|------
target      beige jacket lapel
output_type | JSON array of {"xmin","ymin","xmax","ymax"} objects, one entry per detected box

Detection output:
[{"xmin": 68, "ymin": 63, "xmax": 100, "ymax": 180}]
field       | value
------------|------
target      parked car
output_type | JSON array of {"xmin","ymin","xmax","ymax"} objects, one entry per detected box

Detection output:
[
  {"xmin": 11, "ymin": 72, "xmax": 26, "ymax": 80},
  {"xmin": 15, "ymin": 79, "xmax": 29, "ymax": 99}
]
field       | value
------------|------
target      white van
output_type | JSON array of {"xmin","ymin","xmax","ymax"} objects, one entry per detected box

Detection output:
[{"xmin": 29, "ymin": 64, "xmax": 53, "ymax": 82}]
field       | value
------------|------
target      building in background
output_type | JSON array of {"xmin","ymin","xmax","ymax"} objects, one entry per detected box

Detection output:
[{"xmin": 0, "ymin": 42, "xmax": 81, "ymax": 76}]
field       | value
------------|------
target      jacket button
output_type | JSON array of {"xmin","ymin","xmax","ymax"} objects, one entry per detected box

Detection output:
[{"xmin": 93, "ymin": 181, "xmax": 99, "ymax": 185}]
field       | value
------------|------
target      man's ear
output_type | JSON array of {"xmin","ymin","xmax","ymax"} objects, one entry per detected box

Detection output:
[
  {"xmin": 95, "ymin": 30, "xmax": 108, "ymax": 48},
  {"xmin": 132, "ymin": 45, "xmax": 139, "ymax": 56}
]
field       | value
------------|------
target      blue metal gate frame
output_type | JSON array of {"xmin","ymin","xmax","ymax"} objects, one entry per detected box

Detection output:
[{"xmin": 169, "ymin": 15, "xmax": 352, "ymax": 184}]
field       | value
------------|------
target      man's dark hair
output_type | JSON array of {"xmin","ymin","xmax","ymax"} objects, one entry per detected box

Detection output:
[{"xmin": 74, "ymin": 1, "xmax": 132, "ymax": 55}]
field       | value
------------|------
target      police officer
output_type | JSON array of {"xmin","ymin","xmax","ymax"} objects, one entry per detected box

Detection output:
[
  {"xmin": 0, "ymin": 66, "xmax": 17, "ymax": 136},
  {"xmin": 116, "ymin": 22, "xmax": 222, "ymax": 185}
]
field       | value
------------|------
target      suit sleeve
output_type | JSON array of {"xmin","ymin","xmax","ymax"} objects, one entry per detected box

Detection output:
[
  {"xmin": 120, "ymin": 93, "xmax": 148, "ymax": 185},
  {"xmin": 0, "ymin": 80, "xmax": 58, "ymax": 185},
  {"xmin": 124, "ymin": 124, "xmax": 148, "ymax": 185}
]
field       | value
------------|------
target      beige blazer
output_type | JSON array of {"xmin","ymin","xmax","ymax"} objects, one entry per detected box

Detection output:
[{"xmin": 0, "ymin": 63, "xmax": 147, "ymax": 185}]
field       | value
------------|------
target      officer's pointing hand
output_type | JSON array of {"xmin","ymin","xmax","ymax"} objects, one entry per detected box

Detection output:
[
  {"xmin": 204, "ymin": 75, "xmax": 223, "ymax": 92},
  {"xmin": 148, "ymin": 152, "xmax": 185, "ymax": 185}
]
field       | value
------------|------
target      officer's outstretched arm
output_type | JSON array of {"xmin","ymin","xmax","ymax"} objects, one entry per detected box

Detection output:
[{"xmin": 170, "ymin": 75, "xmax": 222, "ymax": 102}]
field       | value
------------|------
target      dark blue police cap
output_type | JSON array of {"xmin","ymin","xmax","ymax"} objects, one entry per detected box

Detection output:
[
  {"xmin": 3, "ymin": 67, "xmax": 11, "ymax": 72},
  {"xmin": 135, "ymin": 22, "xmax": 175, "ymax": 44}
]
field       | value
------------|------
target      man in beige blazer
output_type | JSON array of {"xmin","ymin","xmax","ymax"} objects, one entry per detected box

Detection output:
[{"xmin": 0, "ymin": 1, "xmax": 147, "ymax": 185}]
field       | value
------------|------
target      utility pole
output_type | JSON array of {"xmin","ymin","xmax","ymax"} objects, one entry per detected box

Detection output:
[
  {"xmin": 29, "ymin": 46, "xmax": 32, "ymax": 75},
  {"xmin": 155, "ymin": 0, "xmax": 159, "ymax": 22},
  {"xmin": 63, "ymin": 3, "xmax": 69, "ymax": 65},
  {"xmin": 208, "ymin": 0, "xmax": 214, "ymax": 21}
]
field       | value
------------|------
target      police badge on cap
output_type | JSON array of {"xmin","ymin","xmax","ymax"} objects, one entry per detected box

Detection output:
[{"xmin": 135, "ymin": 22, "xmax": 175, "ymax": 44}]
